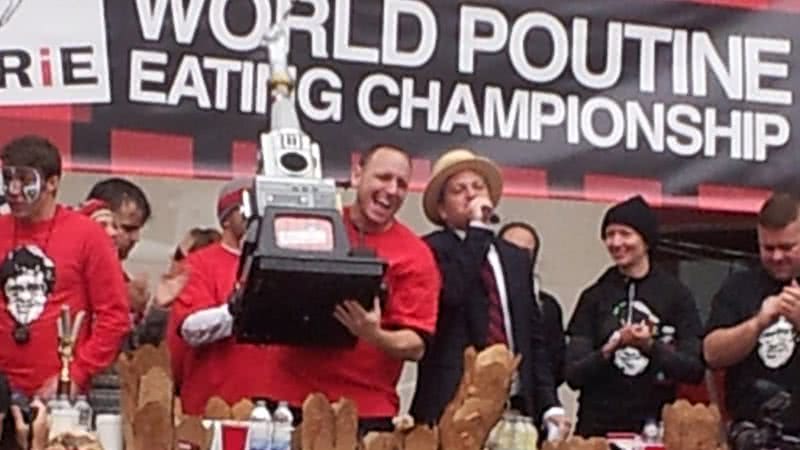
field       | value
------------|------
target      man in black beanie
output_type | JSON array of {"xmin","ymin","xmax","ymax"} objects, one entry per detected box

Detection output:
[{"xmin": 565, "ymin": 195, "xmax": 705, "ymax": 437}]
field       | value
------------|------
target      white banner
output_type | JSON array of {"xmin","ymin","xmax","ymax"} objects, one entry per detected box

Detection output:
[{"xmin": 0, "ymin": 0, "xmax": 110, "ymax": 105}]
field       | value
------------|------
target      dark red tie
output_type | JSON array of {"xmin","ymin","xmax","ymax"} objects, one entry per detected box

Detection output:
[{"xmin": 481, "ymin": 259, "xmax": 508, "ymax": 345}]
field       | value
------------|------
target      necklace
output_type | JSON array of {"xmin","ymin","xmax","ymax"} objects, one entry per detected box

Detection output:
[{"xmin": 5, "ymin": 207, "xmax": 60, "ymax": 344}]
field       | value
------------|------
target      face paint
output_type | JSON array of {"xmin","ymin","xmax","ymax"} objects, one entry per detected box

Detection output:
[{"xmin": 1, "ymin": 166, "xmax": 42, "ymax": 204}]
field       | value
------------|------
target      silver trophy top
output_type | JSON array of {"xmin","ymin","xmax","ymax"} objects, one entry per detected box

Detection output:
[{"xmin": 263, "ymin": 2, "xmax": 294, "ymax": 92}]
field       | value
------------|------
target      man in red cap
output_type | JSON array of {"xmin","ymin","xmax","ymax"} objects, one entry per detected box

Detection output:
[{"xmin": 167, "ymin": 178, "xmax": 271, "ymax": 412}]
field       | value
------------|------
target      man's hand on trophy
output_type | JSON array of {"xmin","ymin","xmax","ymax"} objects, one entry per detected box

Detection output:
[{"xmin": 333, "ymin": 297, "xmax": 382, "ymax": 343}]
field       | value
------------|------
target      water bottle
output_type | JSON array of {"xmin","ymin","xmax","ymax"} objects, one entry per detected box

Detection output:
[
  {"xmin": 642, "ymin": 418, "xmax": 660, "ymax": 443},
  {"xmin": 47, "ymin": 393, "xmax": 72, "ymax": 413},
  {"xmin": 74, "ymin": 395, "xmax": 94, "ymax": 431},
  {"xmin": 271, "ymin": 401, "xmax": 294, "ymax": 450},
  {"xmin": 248, "ymin": 400, "xmax": 273, "ymax": 450}
]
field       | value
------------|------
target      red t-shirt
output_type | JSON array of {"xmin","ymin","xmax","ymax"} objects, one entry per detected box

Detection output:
[
  {"xmin": 259, "ymin": 209, "xmax": 441, "ymax": 418},
  {"xmin": 168, "ymin": 243, "xmax": 276, "ymax": 414},
  {"xmin": 0, "ymin": 206, "xmax": 130, "ymax": 394}
]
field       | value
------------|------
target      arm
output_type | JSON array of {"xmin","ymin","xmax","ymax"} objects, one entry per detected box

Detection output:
[
  {"xmin": 337, "ymin": 239, "xmax": 441, "ymax": 362},
  {"xmin": 171, "ymin": 257, "xmax": 234, "ymax": 348},
  {"xmin": 703, "ymin": 281, "xmax": 780, "ymax": 369},
  {"xmin": 704, "ymin": 319, "xmax": 764, "ymax": 369},
  {"xmin": 369, "ymin": 326, "xmax": 426, "ymax": 361},
  {"xmin": 70, "ymin": 228, "xmax": 132, "ymax": 389},
  {"xmin": 648, "ymin": 287, "xmax": 705, "ymax": 383},
  {"xmin": 565, "ymin": 290, "xmax": 612, "ymax": 389},
  {"xmin": 180, "ymin": 304, "xmax": 234, "ymax": 347}
]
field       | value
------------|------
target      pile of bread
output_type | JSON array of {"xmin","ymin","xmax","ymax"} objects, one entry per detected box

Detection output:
[
  {"xmin": 113, "ymin": 343, "xmax": 518, "ymax": 450},
  {"xmin": 662, "ymin": 400, "xmax": 727, "ymax": 450},
  {"xmin": 116, "ymin": 343, "xmax": 727, "ymax": 450}
]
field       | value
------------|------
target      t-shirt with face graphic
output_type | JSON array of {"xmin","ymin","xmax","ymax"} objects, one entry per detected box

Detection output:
[
  {"xmin": 566, "ymin": 266, "xmax": 705, "ymax": 437},
  {"xmin": 0, "ymin": 206, "xmax": 130, "ymax": 396},
  {"xmin": 2, "ymin": 245, "xmax": 55, "ymax": 333},
  {"xmin": 706, "ymin": 266, "xmax": 800, "ymax": 429}
]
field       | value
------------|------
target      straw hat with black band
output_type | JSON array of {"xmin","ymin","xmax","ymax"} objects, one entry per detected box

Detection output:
[{"xmin": 422, "ymin": 148, "xmax": 504, "ymax": 226}]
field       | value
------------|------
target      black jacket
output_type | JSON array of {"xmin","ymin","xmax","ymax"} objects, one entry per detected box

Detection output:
[
  {"xmin": 538, "ymin": 290, "xmax": 566, "ymax": 387},
  {"xmin": 566, "ymin": 266, "xmax": 705, "ymax": 436},
  {"xmin": 410, "ymin": 227, "xmax": 558, "ymax": 425}
]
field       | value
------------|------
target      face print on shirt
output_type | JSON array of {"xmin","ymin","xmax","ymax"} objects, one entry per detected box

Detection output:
[
  {"xmin": 611, "ymin": 298, "xmax": 662, "ymax": 376},
  {"xmin": 758, "ymin": 316, "xmax": 798, "ymax": 369},
  {"xmin": 1, "ymin": 245, "xmax": 55, "ymax": 327}
]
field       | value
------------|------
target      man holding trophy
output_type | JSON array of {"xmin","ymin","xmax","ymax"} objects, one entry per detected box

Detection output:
[
  {"xmin": 170, "ymin": 7, "xmax": 441, "ymax": 430},
  {"xmin": 257, "ymin": 143, "xmax": 440, "ymax": 432}
]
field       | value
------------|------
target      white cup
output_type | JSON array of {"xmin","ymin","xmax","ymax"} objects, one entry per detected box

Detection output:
[{"xmin": 95, "ymin": 413, "xmax": 123, "ymax": 450}]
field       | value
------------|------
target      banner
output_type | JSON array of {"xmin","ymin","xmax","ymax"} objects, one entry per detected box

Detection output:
[
  {"xmin": 0, "ymin": 0, "xmax": 110, "ymax": 105},
  {"xmin": 1, "ymin": 0, "xmax": 798, "ymax": 211}
]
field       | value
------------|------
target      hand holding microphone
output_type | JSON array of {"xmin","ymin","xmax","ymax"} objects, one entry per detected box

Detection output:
[{"xmin": 469, "ymin": 197, "xmax": 500, "ymax": 225}]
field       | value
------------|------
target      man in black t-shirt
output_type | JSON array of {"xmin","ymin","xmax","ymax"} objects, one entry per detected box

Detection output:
[{"xmin": 705, "ymin": 193, "xmax": 800, "ymax": 431}]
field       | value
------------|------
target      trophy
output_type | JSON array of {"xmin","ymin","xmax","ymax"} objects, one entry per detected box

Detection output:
[
  {"xmin": 230, "ymin": 2, "xmax": 387, "ymax": 348},
  {"xmin": 56, "ymin": 305, "xmax": 85, "ymax": 397}
]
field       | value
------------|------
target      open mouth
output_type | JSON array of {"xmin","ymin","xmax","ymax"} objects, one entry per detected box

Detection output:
[{"xmin": 373, "ymin": 196, "xmax": 392, "ymax": 211}]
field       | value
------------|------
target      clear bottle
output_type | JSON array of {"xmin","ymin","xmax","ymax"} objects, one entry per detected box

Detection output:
[
  {"xmin": 642, "ymin": 418, "xmax": 660, "ymax": 443},
  {"xmin": 47, "ymin": 393, "xmax": 72, "ymax": 413},
  {"xmin": 271, "ymin": 401, "xmax": 294, "ymax": 450},
  {"xmin": 248, "ymin": 400, "xmax": 273, "ymax": 450},
  {"xmin": 48, "ymin": 394, "xmax": 80, "ymax": 440},
  {"xmin": 74, "ymin": 395, "xmax": 93, "ymax": 431}
]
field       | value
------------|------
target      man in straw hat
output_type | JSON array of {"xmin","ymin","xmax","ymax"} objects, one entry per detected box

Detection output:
[{"xmin": 410, "ymin": 148, "xmax": 569, "ymax": 437}]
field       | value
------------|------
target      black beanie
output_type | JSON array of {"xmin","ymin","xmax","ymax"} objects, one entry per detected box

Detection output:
[{"xmin": 601, "ymin": 195, "xmax": 659, "ymax": 248}]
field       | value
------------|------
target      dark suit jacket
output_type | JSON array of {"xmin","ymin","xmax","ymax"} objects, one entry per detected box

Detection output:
[
  {"xmin": 410, "ymin": 226, "xmax": 559, "ymax": 424},
  {"xmin": 539, "ymin": 290, "xmax": 566, "ymax": 388}
]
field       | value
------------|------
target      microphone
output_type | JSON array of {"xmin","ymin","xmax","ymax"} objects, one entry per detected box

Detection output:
[{"xmin": 481, "ymin": 206, "xmax": 500, "ymax": 224}]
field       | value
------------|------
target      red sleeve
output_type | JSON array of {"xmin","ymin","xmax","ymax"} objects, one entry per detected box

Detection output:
[
  {"xmin": 167, "ymin": 250, "xmax": 227, "ymax": 384},
  {"xmin": 70, "ymin": 223, "xmax": 131, "ymax": 389},
  {"xmin": 382, "ymin": 241, "xmax": 441, "ymax": 335},
  {"xmin": 169, "ymin": 253, "xmax": 222, "ymax": 330}
]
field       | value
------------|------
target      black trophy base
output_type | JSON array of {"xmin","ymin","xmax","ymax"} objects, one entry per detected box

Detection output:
[{"xmin": 232, "ymin": 253, "xmax": 385, "ymax": 347}]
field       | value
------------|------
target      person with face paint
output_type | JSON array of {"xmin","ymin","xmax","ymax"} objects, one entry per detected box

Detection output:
[
  {"xmin": 0, "ymin": 136, "xmax": 130, "ymax": 399},
  {"xmin": 565, "ymin": 195, "xmax": 705, "ymax": 437},
  {"xmin": 705, "ymin": 193, "xmax": 800, "ymax": 434}
]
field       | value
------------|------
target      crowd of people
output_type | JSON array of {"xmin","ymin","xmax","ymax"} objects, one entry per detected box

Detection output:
[{"xmin": 0, "ymin": 134, "xmax": 798, "ymax": 447}]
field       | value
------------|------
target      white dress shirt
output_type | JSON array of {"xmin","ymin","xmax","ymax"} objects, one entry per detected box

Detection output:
[{"xmin": 456, "ymin": 222, "xmax": 565, "ymax": 423}]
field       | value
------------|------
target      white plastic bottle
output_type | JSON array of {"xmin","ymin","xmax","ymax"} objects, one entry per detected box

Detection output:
[
  {"xmin": 271, "ymin": 401, "xmax": 294, "ymax": 450},
  {"xmin": 248, "ymin": 400, "xmax": 273, "ymax": 450}
]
